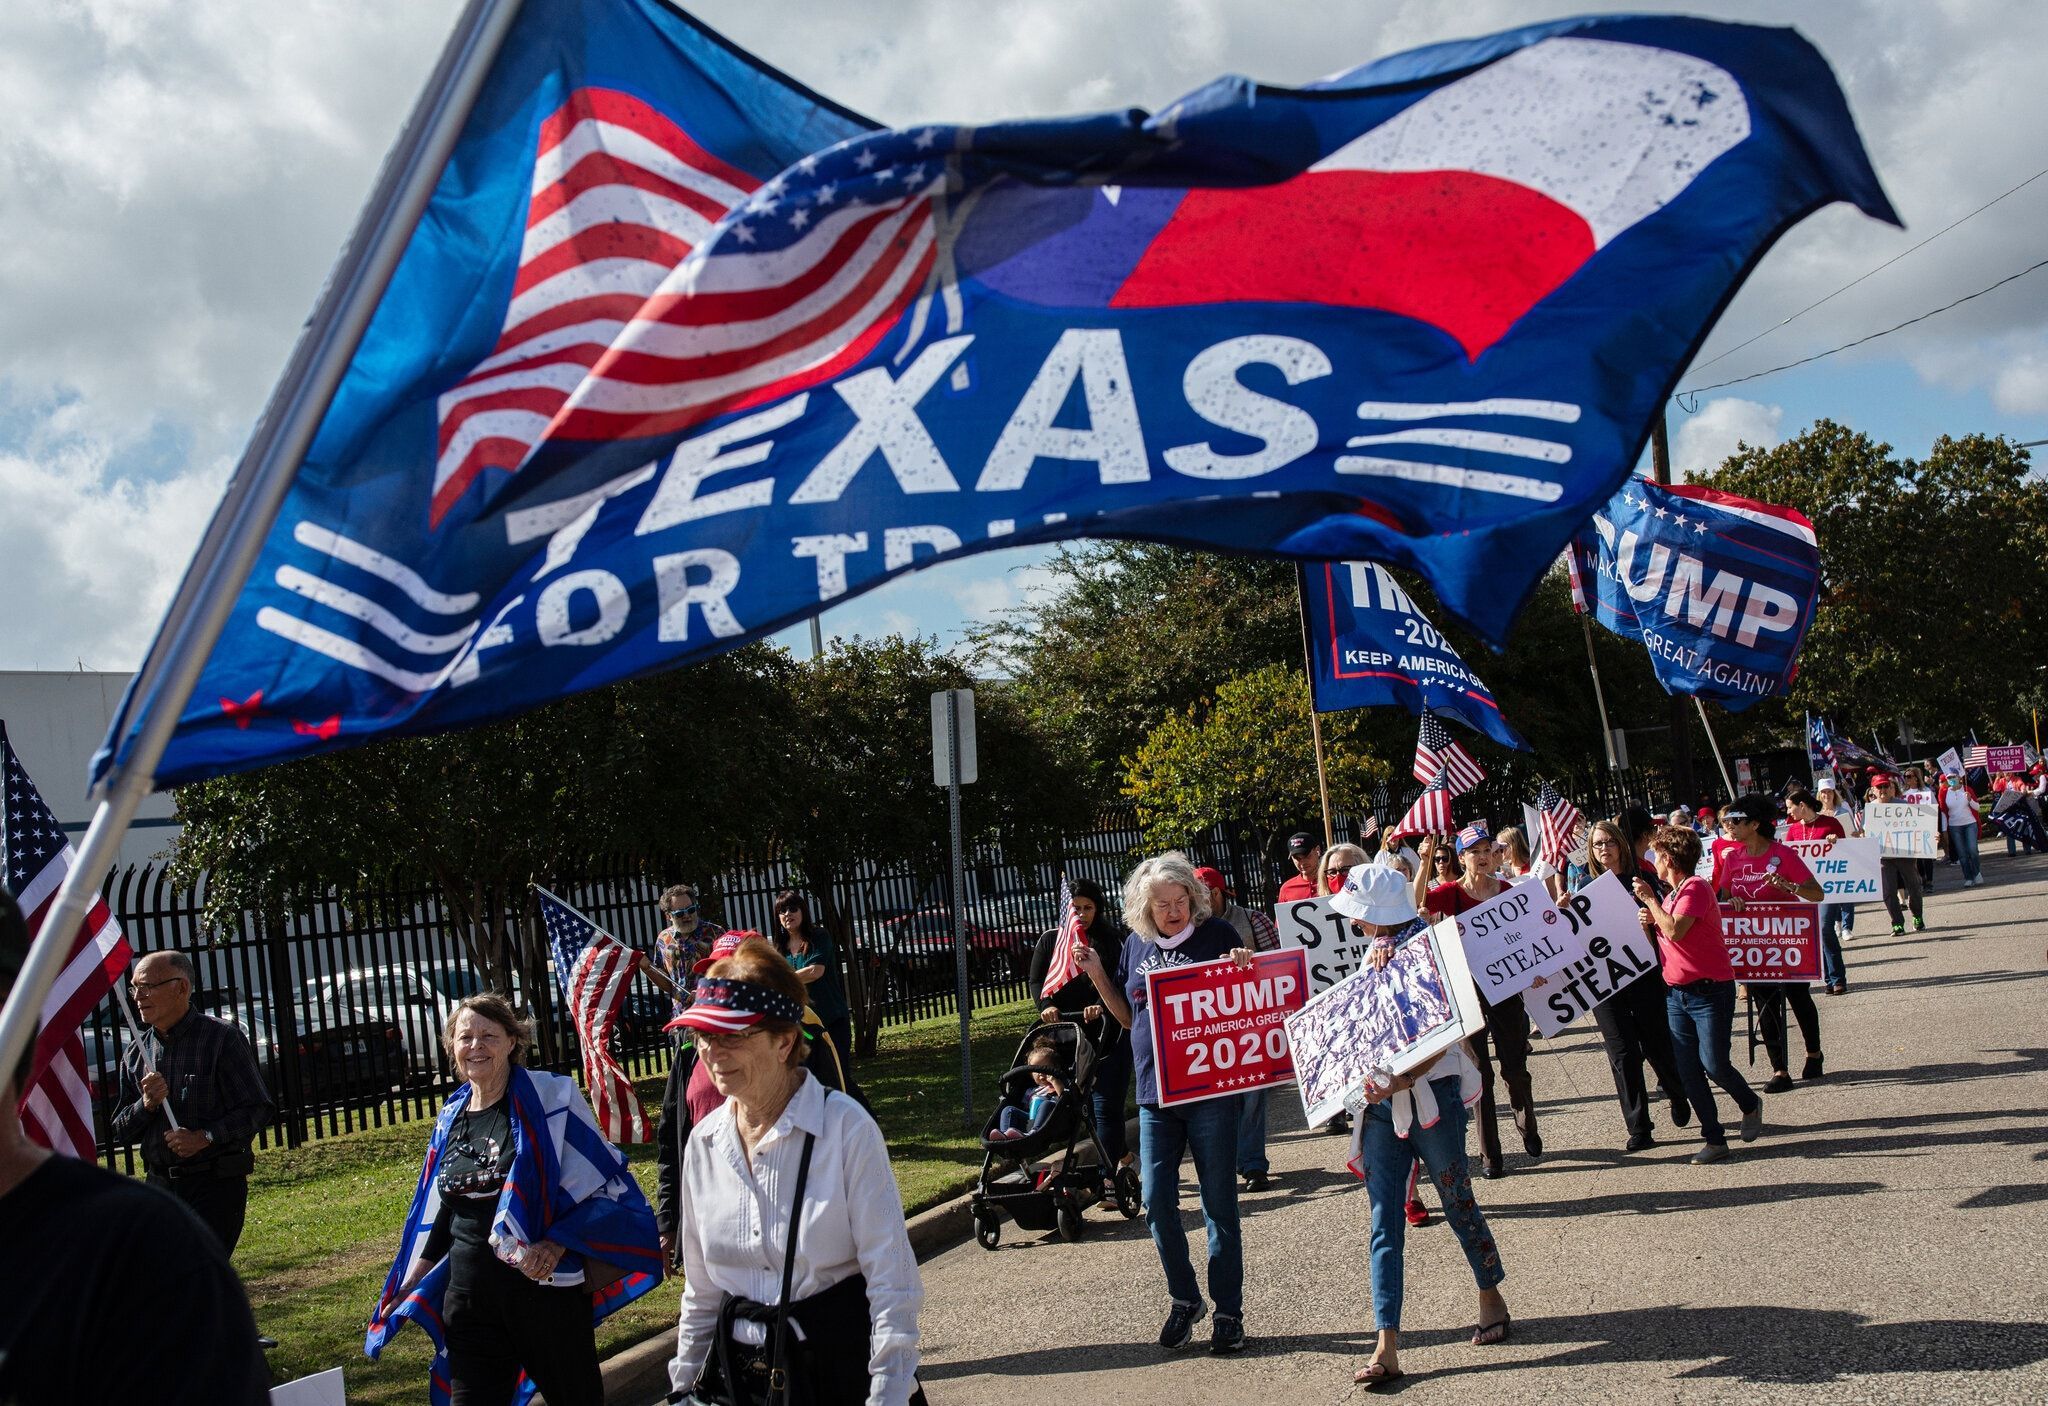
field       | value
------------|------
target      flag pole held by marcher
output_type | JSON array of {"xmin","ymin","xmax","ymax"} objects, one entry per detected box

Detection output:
[{"xmin": 0, "ymin": 0, "xmax": 528, "ymax": 1102}]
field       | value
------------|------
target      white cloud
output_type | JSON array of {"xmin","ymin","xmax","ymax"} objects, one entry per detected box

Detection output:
[{"xmin": 1671, "ymin": 397, "xmax": 1785, "ymax": 480}]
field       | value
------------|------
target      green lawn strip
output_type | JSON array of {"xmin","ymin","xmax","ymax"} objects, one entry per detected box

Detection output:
[{"xmin": 241, "ymin": 996, "xmax": 1040, "ymax": 1400}]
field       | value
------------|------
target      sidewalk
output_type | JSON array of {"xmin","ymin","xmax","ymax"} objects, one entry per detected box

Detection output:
[{"xmin": 907, "ymin": 851, "xmax": 2048, "ymax": 1404}]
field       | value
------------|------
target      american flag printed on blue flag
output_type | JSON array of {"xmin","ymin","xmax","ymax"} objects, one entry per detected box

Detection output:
[
  {"xmin": 1413, "ymin": 710, "xmax": 1487, "ymax": 796},
  {"xmin": 94, "ymin": 7, "xmax": 1896, "ymax": 793},
  {"xmin": 535, "ymin": 885, "xmax": 650, "ymax": 1145},
  {"xmin": 2, "ymin": 725, "xmax": 132, "ymax": 1159}
]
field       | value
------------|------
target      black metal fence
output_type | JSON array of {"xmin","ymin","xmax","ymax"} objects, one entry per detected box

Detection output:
[{"xmin": 84, "ymin": 770, "xmax": 1664, "ymax": 1169}]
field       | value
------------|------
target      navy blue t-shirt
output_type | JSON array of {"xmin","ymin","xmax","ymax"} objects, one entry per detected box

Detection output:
[{"xmin": 1121, "ymin": 916, "xmax": 1241, "ymax": 1106}]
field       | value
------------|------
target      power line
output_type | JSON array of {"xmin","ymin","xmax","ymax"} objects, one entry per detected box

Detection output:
[
  {"xmin": 1674, "ymin": 253, "xmax": 2048, "ymax": 407},
  {"xmin": 1687, "ymin": 163, "xmax": 2048, "ymax": 377}
]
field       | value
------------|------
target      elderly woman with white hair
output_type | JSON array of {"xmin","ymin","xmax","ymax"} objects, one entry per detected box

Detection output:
[{"xmin": 1077, "ymin": 851, "xmax": 1257, "ymax": 1356}]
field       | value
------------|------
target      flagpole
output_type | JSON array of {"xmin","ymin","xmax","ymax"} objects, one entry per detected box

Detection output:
[
  {"xmin": 1295, "ymin": 566, "xmax": 1336, "ymax": 849},
  {"xmin": 0, "ymin": 0, "xmax": 527, "ymax": 1103},
  {"xmin": 1694, "ymin": 698, "xmax": 1738, "ymax": 798},
  {"xmin": 1578, "ymin": 616, "xmax": 1621, "ymax": 770}
]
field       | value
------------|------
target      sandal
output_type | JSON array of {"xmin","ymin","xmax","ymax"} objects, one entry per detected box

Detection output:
[
  {"xmin": 1354, "ymin": 1356, "xmax": 1404, "ymax": 1386},
  {"xmin": 1471, "ymin": 1311, "xmax": 1511, "ymax": 1347}
]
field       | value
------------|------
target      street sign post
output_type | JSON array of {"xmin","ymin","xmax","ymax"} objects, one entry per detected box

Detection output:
[{"xmin": 932, "ymin": 689, "xmax": 977, "ymax": 1130}]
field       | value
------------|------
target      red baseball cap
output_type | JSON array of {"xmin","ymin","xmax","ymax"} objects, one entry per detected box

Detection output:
[
  {"xmin": 691, "ymin": 930, "xmax": 753, "ymax": 975},
  {"xmin": 1192, "ymin": 866, "xmax": 1230, "ymax": 895}
]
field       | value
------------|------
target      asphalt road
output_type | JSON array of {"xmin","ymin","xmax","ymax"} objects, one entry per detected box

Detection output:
[{"xmin": 910, "ymin": 849, "xmax": 2048, "ymax": 1405}]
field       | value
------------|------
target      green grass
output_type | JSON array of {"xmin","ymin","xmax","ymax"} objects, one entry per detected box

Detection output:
[{"xmin": 240, "ymin": 996, "xmax": 1040, "ymax": 1401}]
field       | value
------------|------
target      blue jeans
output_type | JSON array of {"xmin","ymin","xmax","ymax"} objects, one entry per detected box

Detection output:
[
  {"xmin": 1091, "ymin": 1044, "xmax": 1131, "ymax": 1165},
  {"xmin": 1949, "ymin": 822, "xmax": 1981, "ymax": 882},
  {"xmin": 1139, "ymin": 1098, "xmax": 1244, "ymax": 1318},
  {"xmin": 1359, "ymin": 1076, "xmax": 1504, "ymax": 1331},
  {"xmin": 1665, "ymin": 980, "xmax": 1759, "ymax": 1147},
  {"xmin": 1817, "ymin": 903, "xmax": 1848, "ymax": 988},
  {"xmin": 1236, "ymin": 1088, "xmax": 1269, "ymax": 1175}
]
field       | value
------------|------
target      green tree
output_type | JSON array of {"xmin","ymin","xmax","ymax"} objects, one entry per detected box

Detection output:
[
  {"xmin": 1700, "ymin": 420, "xmax": 2048, "ymax": 746},
  {"xmin": 1121, "ymin": 663, "xmax": 1391, "ymax": 847}
]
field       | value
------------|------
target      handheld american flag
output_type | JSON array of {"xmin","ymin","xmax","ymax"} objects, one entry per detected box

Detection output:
[
  {"xmin": 1040, "ymin": 875, "xmax": 1085, "ymax": 1000},
  {"xmin": 2, "ymin": 726, "xmax": 132, "ymax": 1158},
  {"xmin": 1413, "ymin": 710, "xmax": 1486, "ymax": 796},
  {"xmin": 534, "ymin": 885, "xmax": 651, "ymax": 1145},
  {"xmin": 1391, "ymin": 771, "xmax": 1455, "ymax": 840},
  {"xmin": 1535, "ymin": 781, "xmax": 1586, "ymax": 870}
]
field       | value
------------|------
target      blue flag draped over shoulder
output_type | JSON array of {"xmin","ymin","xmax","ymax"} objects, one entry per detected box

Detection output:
[
  {"xmin": 1301, "ymin": 562, "xmax": 1529, "ymax": 752},
  {"xmin": 98, "ymin": 7, "xmax": 1895, "ymax": 789},
  {"xmin": 1569, "ymin": 476, "xmax": 1820, "ymax": 710}
]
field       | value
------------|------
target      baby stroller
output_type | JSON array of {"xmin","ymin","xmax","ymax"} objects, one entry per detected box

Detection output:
[{"xmin": 968, "ymin": 1018, "xmax": 1141, "ymax": 1248}]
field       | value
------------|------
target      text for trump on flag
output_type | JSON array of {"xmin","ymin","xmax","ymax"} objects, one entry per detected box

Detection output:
[{"xmin": 93, "ymin": 4, "xmax": 1895, "ymax": 792}]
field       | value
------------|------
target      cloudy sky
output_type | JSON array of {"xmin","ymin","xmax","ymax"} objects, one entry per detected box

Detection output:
[{"xmin": 3, "ymin": 0, "xmax": 2045, "ymax": 671}]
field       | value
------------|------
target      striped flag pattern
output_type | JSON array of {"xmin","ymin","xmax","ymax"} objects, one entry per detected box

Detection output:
[
  {"xmin": 1391, "ymin": 771, "xmax": 1455, "ymax": 839},
  {"xmin": 1963, "ymin": 745, "xmax": 1990, "ymax": 771},
  {"xmin": 535, "ymin": 885, "xmax": 651, "ymax": 1145},
  {"xmin": 432, "ymin": 87, "xmax": 940, "ymax": 526},
  {"xmin": 2, "ymin": 725, "xmax": 132, "ymax": 1159},
  {"xmin": 1535, "ymin": 781, "xmax": 1585, "ymax": 870},
  {"xmin": 1040, "ymin": 874, "xmax": 1085, "ymax": 1000},
  {"xmin": 1413, "ymin": 709, "xmax": 1487, "ymax": 795}
]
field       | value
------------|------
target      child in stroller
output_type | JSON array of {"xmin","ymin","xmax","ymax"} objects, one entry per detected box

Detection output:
[
  {"xmin": 970, "ymin": 1019, "xmax": 1141, "ymax": 1248},
  {"xmin": 989, "ymin": 1033, "xmax": 1064, "ymax": 1141}
]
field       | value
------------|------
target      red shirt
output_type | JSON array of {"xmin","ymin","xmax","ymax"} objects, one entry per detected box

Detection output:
[
  {"xmin": 1718, "ymin": 840, "xmax": 1817, "ymax": 903},
  {"xmin": 1422, "ymin": 881, "xmax": 1489, "ymax": 919},
  {"xmin": 1659, "ymin": 876, "xmax": 1733, "ymax": 984},
  {"xmin": 1784, "ymin": 816, "xmax": 1845, "ymax": 842},
  {"xmin": 1276, "ymin": 874, "xmax": 1318, "ymax": 903}
]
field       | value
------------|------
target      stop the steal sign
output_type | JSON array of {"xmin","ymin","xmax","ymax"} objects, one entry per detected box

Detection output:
[
  {"xmin": 1450, "ymin": 879, "xmax": 1586, "ymax": 1003},
  {"xmin": 1147, "ymin": 950, "xmax": 1310, "ymax": 1107}
]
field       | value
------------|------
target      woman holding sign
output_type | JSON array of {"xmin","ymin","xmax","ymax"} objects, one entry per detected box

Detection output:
[
  {"xmin": 1408, "ymin": 824, "xmax": 1542, "ymax": 1178},
  {"xmin": 1785, "ymin": 792, "xmax": 1850, "ymax": 995},
  {"xmin": 1074, "ymin": 852, "xmax": 1257, "ymax": 1356},
  {"xmin": 1866, "ymin": 775, "xmax": 1927, "ymax": 934},
  {"xmin": 1635, "ymin": 826, "xmax": 1764, "ymax": 1164},
  {"xmin": 1572, "ymin": 820, "xmax": 1688, "ymax": 1153},
  {"xmin": 1716, "ymin": 796, "xmax": 1827, "ymax": 1094}
]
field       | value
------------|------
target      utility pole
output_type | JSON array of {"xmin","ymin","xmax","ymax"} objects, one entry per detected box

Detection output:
[{"xmin": 1650, "ymin": 414, "xmax": 1699, "ymax": 803}]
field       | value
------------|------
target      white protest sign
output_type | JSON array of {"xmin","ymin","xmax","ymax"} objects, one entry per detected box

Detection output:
[
  {"xmin": 1866, "ymin": 802, "xmax": 1938, "ymax": 859},
  {"xmin": 1936, "ymin": 747, "xmax": 1964, "ymax": 778},
  {"xmin": 1529, "ymin": 872, "xmax": 1663, "ymax": 1038},
  {"xmin": 1784, "ymin": 835, "xmax": 1881, "ymax": 903},
  {"xmin": 271, "ymin": 1369, "xmax": 347, "ymax": 1406},
  {"xmin": 1273, "ymin": 896, "xmax": 1379, "ymax": 995},
  {"xmin": 1285, "ymin": 916, "xmax": 1485, "ymax": 1125},
  {"xmin": 1452, "ymin": 878, "xmax": 1585, "ymax": 1003}
]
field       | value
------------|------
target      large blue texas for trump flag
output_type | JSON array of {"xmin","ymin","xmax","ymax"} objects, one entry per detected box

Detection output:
[
  {"xmin": 1568, "ymin": 475, "xmax": 1822, "ymax": 710},
  {"xmin": 97, "ymin": 0, "xmax": 1895, "ymax": 788}
]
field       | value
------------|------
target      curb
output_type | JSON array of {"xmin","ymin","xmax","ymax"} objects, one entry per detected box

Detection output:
[{"xmin": 602, "ymin": 1113, "xmax": 1140, "ymax": 1404}]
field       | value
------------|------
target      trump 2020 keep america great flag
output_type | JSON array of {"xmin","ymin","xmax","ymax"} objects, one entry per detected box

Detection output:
[{"xmin": 97, "ymin": 4, "xmax": 1896, "ymax": 790}]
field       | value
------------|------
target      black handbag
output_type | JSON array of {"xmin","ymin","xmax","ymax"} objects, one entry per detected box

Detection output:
[{"xmin": 692, "ymin": 1121, "xmax": 821, "ymax": 1406}]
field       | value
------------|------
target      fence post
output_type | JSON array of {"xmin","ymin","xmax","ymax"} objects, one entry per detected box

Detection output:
[{"xmin": 263, "ymin": 904, "xmax": 309, "ymax": 1148}]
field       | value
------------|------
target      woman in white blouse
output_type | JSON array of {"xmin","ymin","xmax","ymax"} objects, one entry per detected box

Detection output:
[{"xmin": 668, "ymin": 939, "xmax": 925, "ymax": 1406}]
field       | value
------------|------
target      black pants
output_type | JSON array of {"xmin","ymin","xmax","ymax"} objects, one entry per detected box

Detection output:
[
  {"xmin": 444, "ymin": 1258, "xmax": 601, "ymax": 1406},
  {"xmin": 1468, "ymin": 995, "xmax": 1539, "ymax": 1168},
  {"xmin": 149, "ymin": 1172, "xmax": 249, "ymax": 1255},
  {"xmin": 1752, "ymin": 983, "xmax": 1822, "ymax": 1074},
  {"xmin": 1592, "ymin": 974, "xmax": 1684, "ymax": 1139}
]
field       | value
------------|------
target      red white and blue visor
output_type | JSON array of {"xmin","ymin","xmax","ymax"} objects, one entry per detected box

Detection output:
[
  {"xmin": 1456, "ymin": 821, "xmax": 1494, "ymax": 853},
  {"xmin": 665, "ymin": 977, "xmax": 804, "ymax": 1034}
]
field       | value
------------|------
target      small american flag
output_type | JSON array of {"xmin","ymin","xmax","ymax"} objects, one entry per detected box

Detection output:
[
  {"xmin": 1963, "ymin": 745, "xmax": 1990, "ymax": 771},
  {"xmin": 1535, "ymin": 781, "xmax": 1585, "ymax": 870},
  {"xmin": 1413, "ymin": 710, "xmax": 1486, "ymax": 795},
  {"xmin": 2, "ymin": 725, "xmax": 132, "ymax": 1159},
  {"xmin": 1391, "ymin": 771, "xmax": 1455, "ymax": 839},
  {"xmin": 1040, "ymin": 875, "xmax": 1086, "ymax": 1000},
  {"xmin": 535, "ymin": 885, "xmax": 651, "ymax": 1145}
]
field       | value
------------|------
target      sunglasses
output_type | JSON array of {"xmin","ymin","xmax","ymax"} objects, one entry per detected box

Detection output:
[
  {"xmin": 1326, "ymin": 865, "xmax": 1354, "ymax": 880},
  {"xmin": 665, "ymin": 905, "xmax": 699, "ymax": 920}
]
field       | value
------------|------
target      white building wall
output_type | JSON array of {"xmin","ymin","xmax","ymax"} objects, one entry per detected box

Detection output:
[{"xmin": 0, "ymin": 671, "xmax": 181, "ymax": 871}]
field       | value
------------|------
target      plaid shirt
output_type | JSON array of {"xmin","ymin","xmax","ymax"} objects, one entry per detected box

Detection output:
[
  {"xmin": 1217, "ymin": 900, "xmax": 1281, "ymax": 953},
  {"xmin": 110, "ymin": 1009, "xmax": 274, "ymax": 1174}
]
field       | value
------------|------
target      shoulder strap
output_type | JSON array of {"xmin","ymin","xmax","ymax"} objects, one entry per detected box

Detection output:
[{"xmin": 768, "ymin": 1090, "xmax": 824, "ymax": 1406}]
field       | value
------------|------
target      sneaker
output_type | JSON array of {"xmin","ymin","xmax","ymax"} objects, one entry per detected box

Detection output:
[
  {"xmin": 1404, "ymin": 1197, "xmax": 1430, "ymax": 1226},
  {"xmin": 1740, "ymin": 1101, "xmax": 1764, "ymax": 1142},
  {"xmin": 1690, "ymin": 1142, "xmax": 1730, "ymax": 1165},
  {"xmin": 1159, "ymin": 1300, "xmax": 1206, "ymax": 1349},
  {"xmin": 1209, "ymin": 1314, "xmax": 1247, "ymax": 1355},
  {"xmin": 1241, "ymin": 1170, "xmax": 1270, "ymax": 1192},
  {"xmin": 1913, "ymin": 918, "xmax": 1926, "ymax": 932},
  {"xmin": 1890, "ymin": 924, "xmax": 1906, "ymax": 936},
  {"xmin": 1763, "ymin": 1072, "xmax": 1794, "ymax": 1094}
]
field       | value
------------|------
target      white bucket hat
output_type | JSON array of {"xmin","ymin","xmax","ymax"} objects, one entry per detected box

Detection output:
[{"xmin": 1329, "ymin": 863, "xmax": 1419, "ymax": 926}]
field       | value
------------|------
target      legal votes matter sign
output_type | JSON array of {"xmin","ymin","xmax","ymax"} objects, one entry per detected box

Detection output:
[{"xmin": 1146, "ymin": 950, "xmax": 1310, "ymax": 1107}]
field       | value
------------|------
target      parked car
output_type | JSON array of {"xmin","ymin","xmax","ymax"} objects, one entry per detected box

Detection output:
[
  {"xmin": 302, "ymin": 961, "xmax": 483, "ymax": 1084},
  {"xmin": 866, "ymin": 908, "xmax": 1032, "ymax": 1000}
]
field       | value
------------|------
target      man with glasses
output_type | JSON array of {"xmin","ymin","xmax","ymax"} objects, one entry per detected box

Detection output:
[
  {"xmin": 109, "ymin": 950, "xmax": 274, "ymax": 1254},
  {"xmin": 641, "ymin": 883, "xmax": 723, "ymax": 1023}
]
